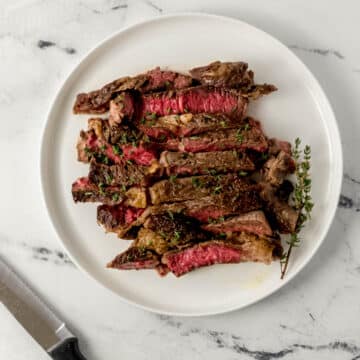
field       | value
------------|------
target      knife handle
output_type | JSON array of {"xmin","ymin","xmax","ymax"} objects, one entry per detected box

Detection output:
[{"xmin": 49, "ymin": 337, "xmax": 87, "ymax": 360}]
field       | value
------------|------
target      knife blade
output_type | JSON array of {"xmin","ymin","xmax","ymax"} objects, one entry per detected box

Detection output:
[{"xmin": 0, "ymin": 256, "xmax": 86, "ymax": 359}]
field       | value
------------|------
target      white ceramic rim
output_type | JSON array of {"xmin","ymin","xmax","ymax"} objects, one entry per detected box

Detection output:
[{"xmin": 40, "ymin": 12, "xmax": 343, "ymax": 316}]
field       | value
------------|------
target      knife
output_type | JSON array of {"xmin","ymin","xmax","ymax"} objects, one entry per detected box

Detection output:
[{"xmin": 0, "ymin": 256, "xmax": 87, "ymax": 359}]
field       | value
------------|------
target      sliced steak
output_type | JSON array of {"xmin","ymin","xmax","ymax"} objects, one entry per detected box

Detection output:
[
  {"xmin": 135, "ymin": 212, "xmax": 206, "ymax": 254},
  {"xmin": 77, "ymin": 123, "xmax": 157, "ymax": 166},
  {"xmin": 140, "ymin": 86, "xmax": 248, "ymax": 118},
  {"xmin": 149, "ymin": 174, "xmax": 253, "ymax": 204},
  {"xmin": 88, "ymin": 160, "xmax": 160, "ymax": 187},
  {"xmin": 263, "ymin": 150, "xmax": 296, "ymax": 187},
  {"xmin": 107, "ymin": 247, "xmax": 160, "ymax": 270},
  {"xmin": 162, "ymin": 234, "xmax": 281, "ymax": 277},
  {"xmin": 159, "ymin": 151, "xmax": 255, "ymax": 176},
  {"xmin": 139, "ymin": 112, "xmax": 242, "ymax": 139},
  {"xmin": 97, "ymin": 204, "xmax": 145, "ymax": 238},
  {"xmin": 73, "ymin": 67, "xmax": 194, "ymax": 114},
  {"xmin": 202, "ymin": 211, "xmax": 273, "ymax": 237},
  {"xmin": 72, "ymin": 177, "xmax": 126, "ymax": 205},
  {"xmin": 163, "ymin": 118, "xmax": 268, "ymax": 153},
  {"xmin": 261, "ymin": 183, "xmax": 300, "ymax": 233},
  {"xmin": 183, "ymin": 190, "xmax": 262, "ymax": 222}
]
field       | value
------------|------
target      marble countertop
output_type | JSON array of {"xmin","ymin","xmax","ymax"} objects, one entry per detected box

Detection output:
[{"xmin": 1, "ymin": 0, "xmax": 360, "ymax": 359}]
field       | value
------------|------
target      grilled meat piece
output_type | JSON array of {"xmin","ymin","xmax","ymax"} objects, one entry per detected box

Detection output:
[
  {"xmin": 183, "ymin": 190, "xmax": 262, "ymax": 222},
  {"xmin": 159, "ymin": 151, "xmax": 255, "ymax": 176},
  {"xmin": 202, "ymin": 211, "xmax": 273, "ymax": 237},
  {"xmin": 107, "ymin": 247, "xmax": 160, "ymax": 270},
  {"xmin": 97, "ymin": 204, "xmax": 145, "ymax": 238},
  {"xmin": 162, "ymin": 233, "xmax": 281, "ymax": 277},
  {"xmin": 149, "ymin": 174, "xmax": 253, "ymax": 204},
  {"xmin": 73, "ymin": 67, "xmax": 194, "ymax": 114},
  {"xmin": 72, "ymin": 177, "xmax": 126, "ymax": 205},
  {"xmin": 261, "ymin": 183, "xmax": 300, "ymax": 233},
  {"xmin": 135, "ymin": 212, "xmax": 207, "ymax": 254},
  {"xmin": 139, "ymin": 112, "xmax": 242, "ymax": 139},
  {"xmin": 263, "ymin": 150, "xmax": 296, "ymax": 187},
  {"xmin": 88, "ymin": 159, "xmax": 160, "ymax": 187},
  {"xmin": 162, "ymin": 118, "xmax": 268, "ymax": 153},
  {"xmin": 77, "ymin": 122, "xmax": 157, "ymax": 166}
]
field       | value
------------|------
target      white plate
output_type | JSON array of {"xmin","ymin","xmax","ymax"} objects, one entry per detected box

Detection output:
[{"xmin": 40, "ymin": 13, "xmax": 342, "ymax": 316}]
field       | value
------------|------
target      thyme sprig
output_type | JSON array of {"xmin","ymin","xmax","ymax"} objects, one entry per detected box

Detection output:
[{"xmin": 280, "ymin": 138, "xmax": 313, "ymax": 279}]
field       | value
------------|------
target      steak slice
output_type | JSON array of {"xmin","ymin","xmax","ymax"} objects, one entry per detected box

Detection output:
[
  {"xmin": 182, "ymin": 190, "xmax": 262, "ymax": 222},
  {"xmin": 202, "ymin": 211, "xmax": 273, "ymax": 237},
  {"xmin": 73, "ymin": 67, "xmax": 194, "ymax": 114},
  {"xmin": 189, "ymin": 61, "xmax": 277, "ymax": 98},
  {"xmin": 162, "ymin": 234, "xmax": 281, "ymax": 277},
  {"xmin": 97, "ymin": 204, "xmax": 145, "ymax": 238},
  {"xmin": 139, "ymin": 113, "xmax": 242, "ymax": 139},
  {"xmin": 149, "ymin": 174, "xmax": 253, "ymax": 204},
  {"xmin": 72, "ymin": 177, "xmax": 126, "ymax": 205},
  {"xmin": 135, "ymin": 212, "xmax": 207, "ymax": 254},
  {"xmin": 163, "ymin": 118, "xmax": 268, "ymax": 153},
  {"xmin": 140, "ymin": 86, "xmax": 248, "ymax": 119},
  {"xmin": 107, "ymin": 247, "xmax": 160, "ymax": 270},
  {"xmin": 263, "ymin": 150, "xmax": 296, "ymax": 187},
  {"xmin": 260, "ymin": 183, "xmax": 300, "ymax": 233},
  {"xmin": 88, "ymin": 159, "xmax": 160, "ymax": 187},
  {"xmin": 159, "ymin": 150, "xmax": 255, "ymax": 176},
  {"xmin": 77, "ymin": 122, "xmax": 157, "ymax": 166}
]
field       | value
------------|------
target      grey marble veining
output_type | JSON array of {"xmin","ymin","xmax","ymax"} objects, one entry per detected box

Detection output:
[{"xmin": 1, "ymin": 1, "xmax": 360, "ymax": 359}]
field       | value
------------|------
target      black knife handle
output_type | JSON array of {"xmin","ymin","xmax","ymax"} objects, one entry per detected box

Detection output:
[{"xmin": 49, "ymin": 337, "xmax": 87, "ymax": 360}]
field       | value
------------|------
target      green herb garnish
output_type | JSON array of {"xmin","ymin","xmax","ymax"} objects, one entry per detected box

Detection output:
[
  {"xmin": 238, "ymin": 171, "xmax": 248, "ymax": 177},
  {"xmin": 98, "ymin": 182, "xmax": 106, "ymax": 195},
  {"xmin": 112, "ymin": 144, "xmax": 121, "ymax": 155},
  {"xmin": 280, "ymin": 138, "xmax": 313, "ymax": 279},
  {"xmin": 169, "ymin": 175, "xmax": 177, "ymax": 183},
  {"xmin": 236, "ymin": 129, "xmax": 244, "ymax": 143},
  {"xmin": 112, "ymin": 192, "xmax": 120, "ymax": 202}
]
